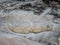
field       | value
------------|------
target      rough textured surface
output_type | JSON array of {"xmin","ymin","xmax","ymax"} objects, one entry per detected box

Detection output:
[
  {"xmin": 26, "ymin": 31, "xmax": 59, "ymax": 45},
  {"xmin": 0, "ymin": 38, "xmax": 44, "ymax": 45},
  {"xmin": 0, "ymin": 0, "xmax": 60, "ymax": 45}
]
